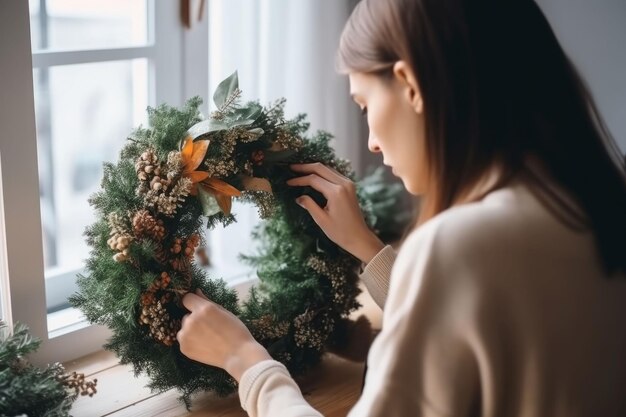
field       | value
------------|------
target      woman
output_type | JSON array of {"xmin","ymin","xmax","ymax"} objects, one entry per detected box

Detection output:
[{"xmin": 177, "ymin": 0, "xmax": 626, "ymax": 415}]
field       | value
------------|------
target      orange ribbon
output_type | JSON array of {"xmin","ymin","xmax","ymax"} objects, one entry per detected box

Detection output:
[{"xmin": 181, "ymin": 136, "xmax": 241, "ymax": 216}]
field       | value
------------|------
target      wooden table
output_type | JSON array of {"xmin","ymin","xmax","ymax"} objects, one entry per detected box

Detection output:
[
  {"xmin": 65, "ymin": 287, "xmax": 382, "ymax": 416},
  {"xmin": 66, "ymin": 351, "xmax": 365, "ymax": 417}
]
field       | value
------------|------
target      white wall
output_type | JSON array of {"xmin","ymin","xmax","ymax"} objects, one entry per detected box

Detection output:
[{"xmin": 536, "ymin": 0, "xmax": 626, "ymax": 153}]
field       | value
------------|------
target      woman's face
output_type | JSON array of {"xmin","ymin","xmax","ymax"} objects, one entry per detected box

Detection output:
[{"xmin": 348, "ymin": 65, "xmax": 427, "ymax": 195}]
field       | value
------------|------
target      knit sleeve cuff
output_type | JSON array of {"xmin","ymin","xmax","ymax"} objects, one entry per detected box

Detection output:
[
  {"xmin": 359, "ymin": 245, "xmax": 397, "ymax": 309},
  {"xmin": 239, "ymin": 359, "xmax": 289, "ymax": 411}
]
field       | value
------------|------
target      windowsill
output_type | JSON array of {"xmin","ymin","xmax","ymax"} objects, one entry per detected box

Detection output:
[{"xmin": 48, "ymin": 308, "xmax": 89, "ymax": 338}]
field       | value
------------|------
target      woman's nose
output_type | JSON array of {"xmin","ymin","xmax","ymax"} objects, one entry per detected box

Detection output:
[{"xmin": 368, "ymin": 131, "xmax": 381, "ymax": 153}]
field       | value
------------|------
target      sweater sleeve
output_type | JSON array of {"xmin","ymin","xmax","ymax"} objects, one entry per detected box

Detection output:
[
  {"xmin": 236, "ymin": 245, "xmax": 396, "ymax": 417},
  {"xmin": 348, "ymin": 222, "xmax": 479, "ymax": 417},
  {"xmin": 358, "ymin": 245, "xmax": 397, "ymax": 309},
  {"xmin": 239, "ymin": 360, "xmax": 322, "ymax": 417},
  {"xmin": 239, "ymin": 221, "xmax": 479, "ymax": 417}
]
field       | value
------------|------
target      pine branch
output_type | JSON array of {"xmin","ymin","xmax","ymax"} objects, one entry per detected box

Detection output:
[{"xmin": 0, "ymin": 321, "xmax": 97, "ymax": 417}]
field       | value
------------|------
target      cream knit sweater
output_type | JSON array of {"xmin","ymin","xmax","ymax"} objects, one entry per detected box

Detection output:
[{"xmin": 238, "ymin": 181, "xmax": 626, "ymax": 417}]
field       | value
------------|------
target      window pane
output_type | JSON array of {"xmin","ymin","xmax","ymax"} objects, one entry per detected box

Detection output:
[
  {"xmin": 33, "ymin": 59, "xmax": 148, "ymax": 311},
  {"xmin": 29, "ymin": 0, "xmax": 148, "ymax": 52}
]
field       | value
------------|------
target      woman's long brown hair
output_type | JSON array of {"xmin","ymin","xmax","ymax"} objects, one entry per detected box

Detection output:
[{"xmin": 337, "ymin": 0, "xmax": 626, "ymax": 276}]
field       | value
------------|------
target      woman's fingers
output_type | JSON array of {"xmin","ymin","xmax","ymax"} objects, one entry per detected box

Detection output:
[
  {"xmin": 290, "ymin": 163, "xmax": 350, "ymax": 185},
  {"xmin": 176, "ymin": 314, "xmax": 191, "ymax": 354},
  {"xmin": 286, "ymin": 162, "xmax": 381, "ymax": 262},
  {"xmin": 287, "ymin": 174, "xmax": 338, "ymax": 200},
  {"xmin": 176, "ymin": 288, "xmax": 270, "ymax": 380},
  {"xmin": 180, "ymin": 313, "xmax": 190, "ymax": 329},
  {"xmin": 182, "ymin": 292, "xmax": 205, "ymax": 312}
]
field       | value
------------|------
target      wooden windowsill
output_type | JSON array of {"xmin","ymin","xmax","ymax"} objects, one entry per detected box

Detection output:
[{"xmin": 65, "ymin": 286, "xmax": 383, "ymax": 417}]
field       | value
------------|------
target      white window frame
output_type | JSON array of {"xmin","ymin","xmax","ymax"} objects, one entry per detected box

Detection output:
[{"xmin": 0, "ymin": 0, "xmax": 212, "ymax": 365}]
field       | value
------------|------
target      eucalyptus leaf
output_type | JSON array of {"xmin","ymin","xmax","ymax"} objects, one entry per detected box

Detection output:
[
  {"xmin": 187, "ymin": 119, "xmax": 229, "ymax": 140},
  {"xmin": 198, "ymin": 187, "xmax": 221, "ymax": 216},
  {"xmin": 246, "ymin": 128, "xmax": 265, "ymax": 140},
  {"xmin": 213, "ymin": 71, "xmax": 239, "ymax": 109},
  {"xmin": 231, "ymin": 103, "xmax": 262, "ymax": 122},
  {"xmin": 229, "ymin": 118, "xmax": 256, "ymax": 128}
]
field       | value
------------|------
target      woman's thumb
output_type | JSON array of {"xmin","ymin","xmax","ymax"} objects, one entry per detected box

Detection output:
[{"xmin": 195, "ymin": 289, "xmax": 209, "ymax": 300}]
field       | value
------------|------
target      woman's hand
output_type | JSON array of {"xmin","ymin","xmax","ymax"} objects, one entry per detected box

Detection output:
[
  {"xmin": 287, "ymin": 163, "xmax": 385, "ymax": 264},
  {"xmin": 177, "ymin": 290, "xmax": 272, "ymax": 382}
]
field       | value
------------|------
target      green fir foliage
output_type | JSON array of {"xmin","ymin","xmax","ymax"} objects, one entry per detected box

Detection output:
[
  {"xmin": 0, "ymin": 322, "xmax": 74, "ymax": 417},
  {"xmin": 358, "ymin": 166, "xmax": 413, "ymax": 243}
]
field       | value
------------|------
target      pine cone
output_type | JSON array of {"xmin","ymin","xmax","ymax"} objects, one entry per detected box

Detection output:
[
  {"xmin": 293, "ymin": 310, "xmax": 333, "ymax": 350},
  {"xmin": 167, "ymin": 234, "xmax": 200, "ymax": 271},
  {"xmin": 144, "ymin": 189, "xmax": 185, "ymax": 217},
  {"xmin": 139, "ymin": 301, "xmax": 179, "ymax": 346},
  {"xmin": 170, "ymin": 238, "xmax": 183, "ymax": 255},
  {"xmin": 250, "ymin": 315, "xmax": 290, "ymax": 341},
  {"xmin": 150, "ymin": 176, "xmax": 169, "ymax": 192},
  {"xmin": 155, "ymin": 247, "xmax": 169, "ymax": 265},
  {"xmin": 140, "ymin": 291, "xmax": 156, "ymax": 306},
  {"xmin": 166, "ymin": 151, "xmax": 183, "ymax": 180},
  {"xmin": 143, "ymin": 272, "xmax": 172, "ymax": 300},
  {"xmin": 184, "ymin": 234, "xmax": 200, "ymax": 258},
  {"xmin": 135, "ymin": 148, "xmax": 161, "ymax": 181},
  {"xmin": 107, "ymin": 212, "xmax": 129, "ymax": 236},
  {"xmin": 170, "ymin": 257, "xmax": 191, "ymax": 272},
  {"xmin": 107, "ymin": 232, "xmax": 133, "ymax": 262},
  {"xmin": 132, "ymin": 210, "xmax": 166, "ymax": 242}
]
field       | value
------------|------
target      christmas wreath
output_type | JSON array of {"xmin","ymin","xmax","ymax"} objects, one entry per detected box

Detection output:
[{"xmin": 70, "ymin": 72, "xmax": 375, "ymax": 404}]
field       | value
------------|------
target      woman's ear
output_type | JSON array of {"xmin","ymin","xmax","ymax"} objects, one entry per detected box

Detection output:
[{"xmin": 393, "ymin": 61, "xmax": 423, "ymax": 114}]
